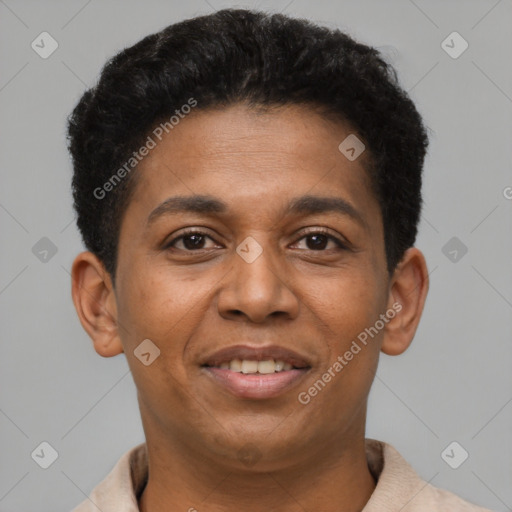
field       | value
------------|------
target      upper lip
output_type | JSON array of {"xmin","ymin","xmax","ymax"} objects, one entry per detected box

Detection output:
[{"xmin": 201, "ymin": 344, "xmax": 312, "ymax": 369}]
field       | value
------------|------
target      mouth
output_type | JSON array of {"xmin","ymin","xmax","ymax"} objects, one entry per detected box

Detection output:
[
  {"xmin": 202, "ymin": 358, "xmax": 308, "ymax": 373},
  {"xmin": 200, "ymin": 345, "xmax": 312, "ymax": 399}
]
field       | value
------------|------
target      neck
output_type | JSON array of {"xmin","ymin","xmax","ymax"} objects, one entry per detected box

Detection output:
[{"xmin": 138, "ymin": 433, "xmax": 376, "ymax": 512}]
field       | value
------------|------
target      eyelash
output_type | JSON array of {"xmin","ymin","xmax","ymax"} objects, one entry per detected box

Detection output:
[{"xmin": 164, "ymin": 228, "xmax": 348, "ymax": 253}]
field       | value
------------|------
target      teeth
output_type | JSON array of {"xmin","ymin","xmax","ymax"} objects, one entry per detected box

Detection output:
[
  {"xmin": 257, "ymin": 360, "xmax": 276, "ymax": 374},
  {"xmin": 229, "ymin": 359, "xmax": 242, "ymax": 372},
  {"xmin": 241, "ymin": 360, "xmax": 258, "ymax": 374},
  {"xmin": 216, "ymin": 359, "xmax": 295, "ymax": 373}
]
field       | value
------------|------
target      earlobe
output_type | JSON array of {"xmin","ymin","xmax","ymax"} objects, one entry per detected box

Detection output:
[
  {"xmin": 71, "ymin": 251, "xmax": 124, "ymax": 357},
  {"xmin": 380, "ymin": 247, "xmax": 429, "ymax": 356}
]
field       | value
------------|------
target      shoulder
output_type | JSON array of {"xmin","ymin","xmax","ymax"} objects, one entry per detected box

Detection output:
[
  {"xmin": 364, "ymin": 439, "xmax": 495, "ymax": 512},
  {"xmin": 423, "ymin": 484, "xmax": 494, "ymax": 511},
  {"xmin": 70, "ymin": 442, "xmax": 148, "ymax": 512}
]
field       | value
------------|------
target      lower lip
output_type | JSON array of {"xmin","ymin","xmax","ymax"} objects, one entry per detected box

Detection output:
[{"xmin": 202, "ymin": 367, "xmax": 310, "ymax": 399}]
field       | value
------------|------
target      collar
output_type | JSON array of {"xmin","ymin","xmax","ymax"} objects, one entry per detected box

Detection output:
[{"xmin": 72, "ymin": 439, "xmax": 490, "ymax": 511}]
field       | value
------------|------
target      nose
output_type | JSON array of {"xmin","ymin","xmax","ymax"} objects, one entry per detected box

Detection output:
[{"xmin": 217, "ymin": 237, "xmax": 300, "ymax": 324}]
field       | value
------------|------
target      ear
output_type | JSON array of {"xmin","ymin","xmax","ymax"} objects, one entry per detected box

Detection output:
[
  {"xmin": 381, "ymin": 247, "xmax": 429, "ymax": 356},
  {"xmin": 71, "ymin": 251, "xmax": 124, "ymax": 357}
]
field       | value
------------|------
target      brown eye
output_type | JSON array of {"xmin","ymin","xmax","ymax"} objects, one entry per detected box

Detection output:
[
  {"xmin": 165, "ymin": 230, "xmax": 217, "ymax": 252},
  {"xmin": 293, "ymin": 230, "xmax": 347, "ymax": 251},
  {"xmin": 304, "ymin": 234, "xmax": 330, "ymax": 250}
]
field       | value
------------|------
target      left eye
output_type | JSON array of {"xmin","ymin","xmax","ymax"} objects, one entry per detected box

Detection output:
[{"xmin": 293, "ymin": 232, "xmax": 346, "ymax": 251}]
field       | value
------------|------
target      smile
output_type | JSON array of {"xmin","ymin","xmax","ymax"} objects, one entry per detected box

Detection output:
[
  {"xmin": 204, "ymin": 358, "xmax": 298, "ymax": 373},
  {"xmin": 199, "ymin": 344, "xmax": 312, "ymax": 399},
  {"xmin": 201, "ymin": 362, "xmax": 311, "ymax": 399}
]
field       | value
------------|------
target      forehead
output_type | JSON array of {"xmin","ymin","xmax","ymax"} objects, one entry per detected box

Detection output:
[
  {"xmin": 126, "ymin": 103, "xmax": 380, "ymax": 231},
  {"xmin": 145, "ymin": 103, "xmax": 369, "ymax": 172}
]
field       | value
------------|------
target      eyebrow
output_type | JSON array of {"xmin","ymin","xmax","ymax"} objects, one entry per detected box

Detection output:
[{"xmin": 146, "ymin": 194, "xmax": 366, "ymax": 229}]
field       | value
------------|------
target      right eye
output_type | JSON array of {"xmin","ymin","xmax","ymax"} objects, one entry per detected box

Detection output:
[{"xmin": 164, "ymin": 229, "xmax": 220, "ymax": 252}]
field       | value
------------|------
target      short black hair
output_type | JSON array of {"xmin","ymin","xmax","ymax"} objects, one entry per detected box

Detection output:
[{"xmin": 67, "ymin": 8, "xmax": 429, "ymax": 282}]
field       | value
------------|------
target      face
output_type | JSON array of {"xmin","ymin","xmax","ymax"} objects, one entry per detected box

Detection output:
[{"xmin": 80, "ymin": 103, "xmax": 420, "ymax": 471}]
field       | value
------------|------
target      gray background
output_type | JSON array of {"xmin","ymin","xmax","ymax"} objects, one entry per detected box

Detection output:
[{"xmin": 0, "ymin": 0, "xmax": 511, "ymax": 510}]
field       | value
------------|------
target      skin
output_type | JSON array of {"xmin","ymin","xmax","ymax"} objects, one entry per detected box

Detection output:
[{"xmin": 71, "ymin": 103, "xmax": 429, "ymax": 512}]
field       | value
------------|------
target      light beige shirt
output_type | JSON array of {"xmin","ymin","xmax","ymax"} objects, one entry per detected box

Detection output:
[{"xmin": 71, "ymin": 439, "xmax": 493, "ymax": 511}]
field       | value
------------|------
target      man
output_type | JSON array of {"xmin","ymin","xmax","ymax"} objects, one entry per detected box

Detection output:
[{"xmin": 67, "ymin": 8, "xmax": 492, "ymax": 511}]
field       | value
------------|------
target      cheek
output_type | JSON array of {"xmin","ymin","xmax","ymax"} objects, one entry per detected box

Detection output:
[
  {"xmin": 306, "ymin": 269, "xmax": 385, "ymax": 346},
  {"xmin": 115, "ymin": 271, "xmax": 197, "ymax": 404},
  {"xmin": 318, "ymin": 272, "xmax": 386, "ymax": 393},
  {"xmin": 299, "ymin": 277, "xmax": 384, "ymax": 418},
  {"xmin": 115, "ymin": 266, "xmax": 213, "ymax": 385},
  {"xmin": 116, "ymin": 267, "xmax": 192, "ymax": 341}
]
